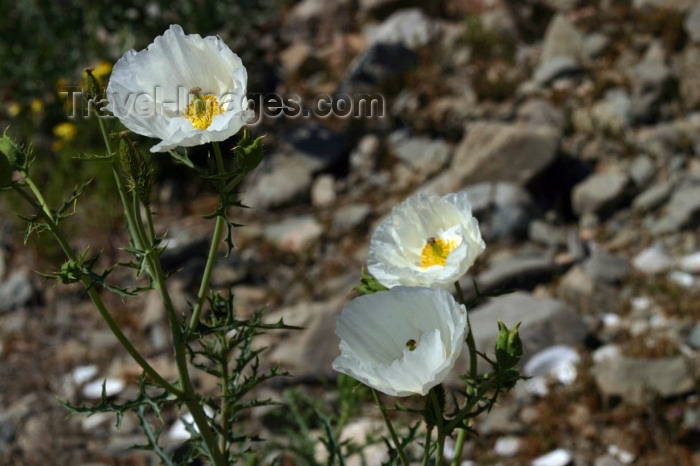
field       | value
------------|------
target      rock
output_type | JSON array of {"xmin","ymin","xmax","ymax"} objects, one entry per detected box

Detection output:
[
  {"xmin": 388, "ymin": 132, "xmax": 451, "ymax": 177},
  {"xmin": 459, "ymin": 182, "xmax": 533, "ymax": 215},
  {"xmin": 632, "ymin": 245, "xmax": 674, "ymax": 274},
  {"xmin": 534, "ymin": 14, "xmax": 585, "ymax": 84},
  {"xmin": 687, "ymin": 323, "xmax": 700, "ymax": 349},
  {"xmin": 680, "ymin": 46, "xmax": 700, "ymax": 109},
  {"xmin": 582, "ymin": 252, "xmax": 630, "ymax": 284},
  {"xmin": 593, "ymin": 356, "xmax": 695, "ymax": 405},
  {"xmin": 628, "ymin": 155, "xmax": 656, "ymax": 188},
  {"xmin": 244, "ymin": 155, "xmax": 313, "ymax": 209},
  {"xmin": 0, "ymin": 270, "xmax": 34, "ymax": 313},
  {"xmin": 283, "ymin": 0, "xmax": 354, "ymax": 42},
  {"xmin": 279, "ymin": 42, "xmax": 322, "ymax": 77},
  {"xmin": 531, "ymin": 448, "xmax": 574, "ymax": 466},
  {"xmin": 523, "ymin": 345, "xmax": 580, "ymax": 385},
  {"xmin": 558, "ymin": 265, "xmax": 621, "ymax": 315},
  {"xmin": 590, "ymin": 88, "xmax": 632, "ymax": 134},
  {"xmin": 460, "ymin": 292, "xmax": 587, "ymax": 374},
  {"xmin": 679, "ymin": 251, "xmax": 700, "ymax": 273},
  {"xmin": 81, "ymin": 378, "xmax": 126, "ymax": 399},
  {"xmin": 449, "ymin": 122, "xmax": 560, "ymax": 189},
  {"xmin": 632, "ymin": 181, "xmax": 672, "ymax": 213},
  {"xmin": 467, "ymin": 254, "xmax": 568, "ymax": 296},
  {"xmin": 651, "ymin": 184, "xmax": 700, "ymax": 234},
  {"xmin": 528, "ymin": 220, "xmax": 569, "ymax": 247},
  {"xmin": 585, "ymin": 33, "xmax": 610, "ymax": 59},
  {"xmin": 263, "ymin": 216, "xmax": 323, "ymax": 253},
  {"xmin": 517, "ymin": 99, "xmax": 565, "ymax": 129},
  {"xmin": 338, "ymin": 42, "xmax": 418, "ymax": 94},
  {"xmin": 365, "ymin": 8, "xmax": 435, "ymax": 49},
  {"xmin": 280, "ymin": 122, "xmax": 349, "ymax": 173},
  {"xmin": 685, "ymin": 5, "xmax": 700, "ymax": 43},
  {"xmin": 494, "ymin": 436, "xmax": 521, "ymax": 457},
  {"xmin": 571, "ymin": 171, "xmax": 632, "ymax": 217},
  {"xmin": 331, "ymin": 203, "xmax": 372, "ymax": 232},
  {"xmin": 632, "ymin": 0, "xmax": 696, "ymax": 12},
  {"xmin": 632, "ymin": 41, "xmax": 671, "ymax": 92},
  {"xmin": 311, "ymin": 174, "xmax": 336, "ymax": 207}
]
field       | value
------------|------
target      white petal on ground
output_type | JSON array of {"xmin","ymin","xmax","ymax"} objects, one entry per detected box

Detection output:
[
  {"xmin": 332, "ymin": 287, "xmax": 467, "ymax": 397},
  {"xmin": 367, "ymin": 191, "xmax": 485, "ymax": 289}
]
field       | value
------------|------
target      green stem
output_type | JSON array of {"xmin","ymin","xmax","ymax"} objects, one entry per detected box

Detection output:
[
  {"xmin": 189, "ymin": 141, "xmax": 226, "ymax": 331},
  {"xmin": 144, "ymin": 204, "xmax": 157, "ymax": 245},
  {"xmin": 430, "ymin": 388, "xmax": 445, "ymax": 465},
  {"xmin": 421, "ymin": 426, "xmax": 433, "ymax": 466},
  {"xmin": 452, "ymin": 280, "xmax": 475, "ymax": 465},
  {"xmin": 445, "ymin": 377, "xmax": 499, "ymax": 432},
  {"xmin": 372, "ymin": 389, "xmax": 409, "ymax": 466},
  {"xmin": 219, "ymin": 335, "xmax": 230, "ymax": 460},
  {"xmin": 11, "ymin": 183, "xmax": 180, "ymax": 395}
]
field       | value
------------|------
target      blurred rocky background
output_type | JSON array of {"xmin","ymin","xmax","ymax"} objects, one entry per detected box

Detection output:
[{"xmin": 1, "ymin": 0, "xmax": 699, "ymax": 464}]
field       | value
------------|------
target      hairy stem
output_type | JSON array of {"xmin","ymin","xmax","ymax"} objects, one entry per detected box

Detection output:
[{"xmin": 372, "ymin": 389, "xmax": 410, "ymax": 466}]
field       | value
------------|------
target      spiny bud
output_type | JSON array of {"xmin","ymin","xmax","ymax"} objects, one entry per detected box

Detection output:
[
  {"xmin": 232, "ymin": 129, "xmax": 264, "ymax": 174},
  {"xmin": 118, "ymin": 132, "xmax": 154, "ymax": 205},
  {"xmin": 0, "ymin": 129, "xmax": 27, "ymax": 173},
  {"xmin": 495, "ymin": 321, "xmax": 523, "ymax": 371},
  {"xmin": 83, "ymin": 67, "xmax": 102, "ymax": 102}
]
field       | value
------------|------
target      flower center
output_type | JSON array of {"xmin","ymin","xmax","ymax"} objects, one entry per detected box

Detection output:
[
  {"xmin": 420, "ymin": 237, "xmax": 458, "ymax": 269},
  {"xmin": 184, "ymin": 88, "xmax": 224, "ymax": 130}
]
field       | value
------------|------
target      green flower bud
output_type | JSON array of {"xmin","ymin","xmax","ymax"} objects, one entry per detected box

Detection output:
[
  {"xmin": 118, "ymin": 132, "xmax": 154, "ymax": 204},
  {"xmin": 495, "ymin": 321, "xmax": 522, "ymax": 371},
  {"xmin": 83, "ymin": 67, "xmax": 102, "ymax": 101},
  {"xmin": 0, "ymin": 129, "xmax": 27, "ymax": 171},
  {"xmin": 233, "ymin": 130, "xmax": 264, "ymax": 174}
]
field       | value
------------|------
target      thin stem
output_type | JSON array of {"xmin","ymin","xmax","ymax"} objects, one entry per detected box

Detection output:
[
  {"xmin": 452, "ymin": 280, "xmax": 475, "ymax": 465},
  {"xmin": 11, "ymin": 183, "xmax": 180, "ymax": 395},
  {"xmin": 219, "ymin": 335, "xmax": 230, "ymax": 460},
  {"xmin": 371, "ymin": 389, "xmax": 409, "ymax": 466},
  {"xmin": 445, "ymin": 377, "xmax": 499, "ymax": 432},
  {"xmin": 421, "ymin": 426, "xmax": 433, "ymax": 466},
  {"xmin": 189, "ymin": 141, "xmax": 226, "ymax": 331},
  {"xmin": 144, "ymin": 204, "xmax": 157, "ymax": 245},
  {"xmin": 430, "ymin": 388, "xmax": 445, "ymax": 465}
]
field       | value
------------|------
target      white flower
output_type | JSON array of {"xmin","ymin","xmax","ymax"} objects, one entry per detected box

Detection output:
[
  {"xmin": 106, "ymin": 25, "xmax": 252, "ymax": 152},
  {"xmin": 332, "ymin": 287, "xmax": 467, "ymax": 397},
  {"xmin": 367, "ymin": 191, "xmax": 485, "ymax": 289}
]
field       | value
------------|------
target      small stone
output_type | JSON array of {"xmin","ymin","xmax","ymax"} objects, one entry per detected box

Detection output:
[
  {"xmin": 0, "ymin": 270, "xmax": 33, "ymax": 312},
  {"xmin": 524, "ymin": 345, "xmax": 580, "ymax": 385},
  {"xmin": 667, "ymin": 271, "xmax": 695, "ymax": 288},
  {"xmin": 365, "ymin": 8, "xmax": 435, "ymax": 49},
  {"xmin": 687, "ymin": 323, "xmax": 700, "ymax": 349},
  {"xmin": 652, "ymin": 185, "xmax": 700, "ymax": 234},
  {"xmin": 582, "ymin": 252, "xmax": 630, "ymax": 284},
  {"xmin": 332, "ymin": 203, "xmax": 371, "ymax": 232},
  {"xmin": 632, "ymin": 245, "xmax": 674, "ymax": 274},
  {"xmin": 311, "ymin": 174, "xmax": 336, "ymax": 207},
  {"xmin": 389, "ymin": 132, "xmax": 451, "ymax": 177},
  {"xmin": 244, "ymin": 156, "xmax": 312, "ymax": 209},
  {"xmin": 679, "ymin": 251, "xmax": 700, "ymax": 273},
  {"xmin": 517, "ymin": 99, "xmax": 565, "ymax": 128},
  {"xmin": 534, "ymin": 14, "xmax": 584, "ymax": 84},
  {"xmin": 71, "ymin": 365, "xmax": 98, "ymax": 385},
  {"xmin": 81, "ymin": 378, "xmax": 125, "ymax": 399},
  {"xmin": 632, "ymin": 41, "xmax": 671, "ymax": 92},
  {"xmin": 684, "ymin": 5, "xmax": 700, "ymax": 43},
  {"xmin": 632, "ymin": 182, "xmax": 672, "ymax": 213},
  {"xmin": 628, "ymin": 155, "xmax": 656, "ymax": 188},
  {"xmin": 494, "ymin": 436, "xmax": 520, "ymax": 457},
  {"xmin": 572, "ymin": 171, "xmax": 631, "ymax": 216},
  {"xmin": 680, "ymin": 46, "xmax": 700, "ymax": 109},
  {"xmin": 531, "ymin": 448, "xmax": 573, "ymax": 466},
  {"xmin": 263, "ymin": 216, "xmax": 323, "ymax": 253},
  {"xmin": 590, "ymin": 88, "xmax": 632, "ymax": 134},
  {"xmin": 593, "ymin": 356, "xmax": 694, "ymax": 405}
]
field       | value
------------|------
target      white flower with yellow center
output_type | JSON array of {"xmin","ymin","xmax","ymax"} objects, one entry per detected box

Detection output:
[
  {"xmin": 368, "ymin": 191, "xmax": 485, "ymax": 289},
  {"xmin": 332, "ymin": 287, "xmax": 467, "ymax": 397},
  {"xmin": 106, "ymin": 25, "xmax": 252, "ymax": 152}
]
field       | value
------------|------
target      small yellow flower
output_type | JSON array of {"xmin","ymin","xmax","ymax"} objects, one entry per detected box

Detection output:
[
  {"xmin": 6, "ymin": 102, "xmax": 21, "ymax": 118},
  {"xmin": 30, "ymin": 98, "xmax": 44, "ymax": 115},
  {"xmin": 53, "ymin": 122, "xmax": 77, "ymax": 142},
  {"xmin": 91, "ymin": 61, "xmax": 112, "ymax": 84}
]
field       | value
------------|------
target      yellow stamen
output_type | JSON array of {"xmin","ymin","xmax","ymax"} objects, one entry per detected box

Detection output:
[
  {"xmin": 420, "ymin": 237, "xmax": 458, "ymax": 269},
  {"xmin": 183, "ymin": 92, "xmax": 223, "ymax": 130}
]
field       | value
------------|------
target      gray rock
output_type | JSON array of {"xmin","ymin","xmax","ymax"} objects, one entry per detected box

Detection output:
[
  {"xmin": 338, "ymin": 42, "xmax": 418, "ymax": 94},
  {"xmin": 632, "ymin": 41, "xmax": 671, "ymax": 92},
  {"xmin": 632, "ymin": 245, "xmax": 674, "ymax": 274},
  {"xmin": 584, "ymin": 33, "xmax": 610, "ymax": 59},
  {"xmin": 632, "ymin": 0, "xmax": 696, "ymax": 11},
  {"xmin": 449, "ymin": 122, "xmax": 560, "ymax": 188},
  {"xmin": 628, "ymin": 155, "xmax": 656, "ymax": 188},
  {"xmin": 0, "ymin": 270, "xmax": 33, "ymax": 313},
  {"xmin": 365, "ymin": 8, "xmax": 435, "ymax": 49},
  {"xmin": 516, "ymin": 99, "xmax": 565, "ymax": 129},
  {"xmin": 591, "ymin": 88, "xmax": 632, "ymax": 133},
  {"xmin": 652, "ymin": 184, "xmax": 700, "ymax": 234},
  {"xmin": 571, "ymin": 171, "xmax": 632, "ymax": 216},
  {"xmin": 331, "ymin": 203, "xmax": 372, "ymax": 232},
  {"xmin": 459, "ymin": 292, "xmax": 587, "ymax": 374},
  {"xmin": 680, "ymin": 46, "xmax": 700, "ymax": 110},
  {"xmin": 687, "ymin": 323, "xmax": 700, "ymax": 350},
  {"xmin": 528, "ymin": 220, "xmax": 569, "ymax": 247},
  {"xmin": 534, "ymin": 14, "xmax": 585, "ymax": 84},
  {"xmin": 244, "ymin": 155, "xmax": 313, "ymax": 209},
  {"xmin": 593, "ymin": 356, "xmax": 695, "ymax": 405},
  {"xmin": 582, "ymin": 252, "xmax": 630, "ymax": 285},
  {"xmin": 557, "ymin": 265, "xmax": 621, "ymax": 315},
  {"xmin": 263, "ymin": 216, "xmax": 323, "ymax": 253},
  {"xmin": 311, "ymin": 174, "xmax": 336, "ymax": 208},
  {"xmin": 461, "ymin": 182, "xmax": 533, "ymax": 215},
  {"xmin": 685, "ymin": 5, "xmax": 700, "ymax": 43},
  {"xmin": 632, "ymin": 181, "xmax": 672, "ymax": 213},
  {"xmin": 389, "ymin": 132, "xmax": 451, "ymax": 176},
  {"xmin": 489, "ymin": 204, "xmax": 533, "ymax": 241},
  {"xmin": 280, "ymin": 123, "xmax": 349, "ymax": 173}
]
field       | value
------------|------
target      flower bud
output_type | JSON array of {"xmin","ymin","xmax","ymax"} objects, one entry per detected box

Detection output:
[
  {"xmin": 232, "ymin": 130, "xmax": 264, "ymax": 174},
  {"xmin": 118, "ymin": 132, "xmax": 154, "ymax": 204},
  {"xmin": 83, "ymin": 67, "xmax": 102, "ymax": 102},
  {"xmin": 0, "ymin": 129, "xmax": 27, "ymax": 171},
  {"xmin": 495, "ymin": 321, "xmax": 522, "ymax": 371}
]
